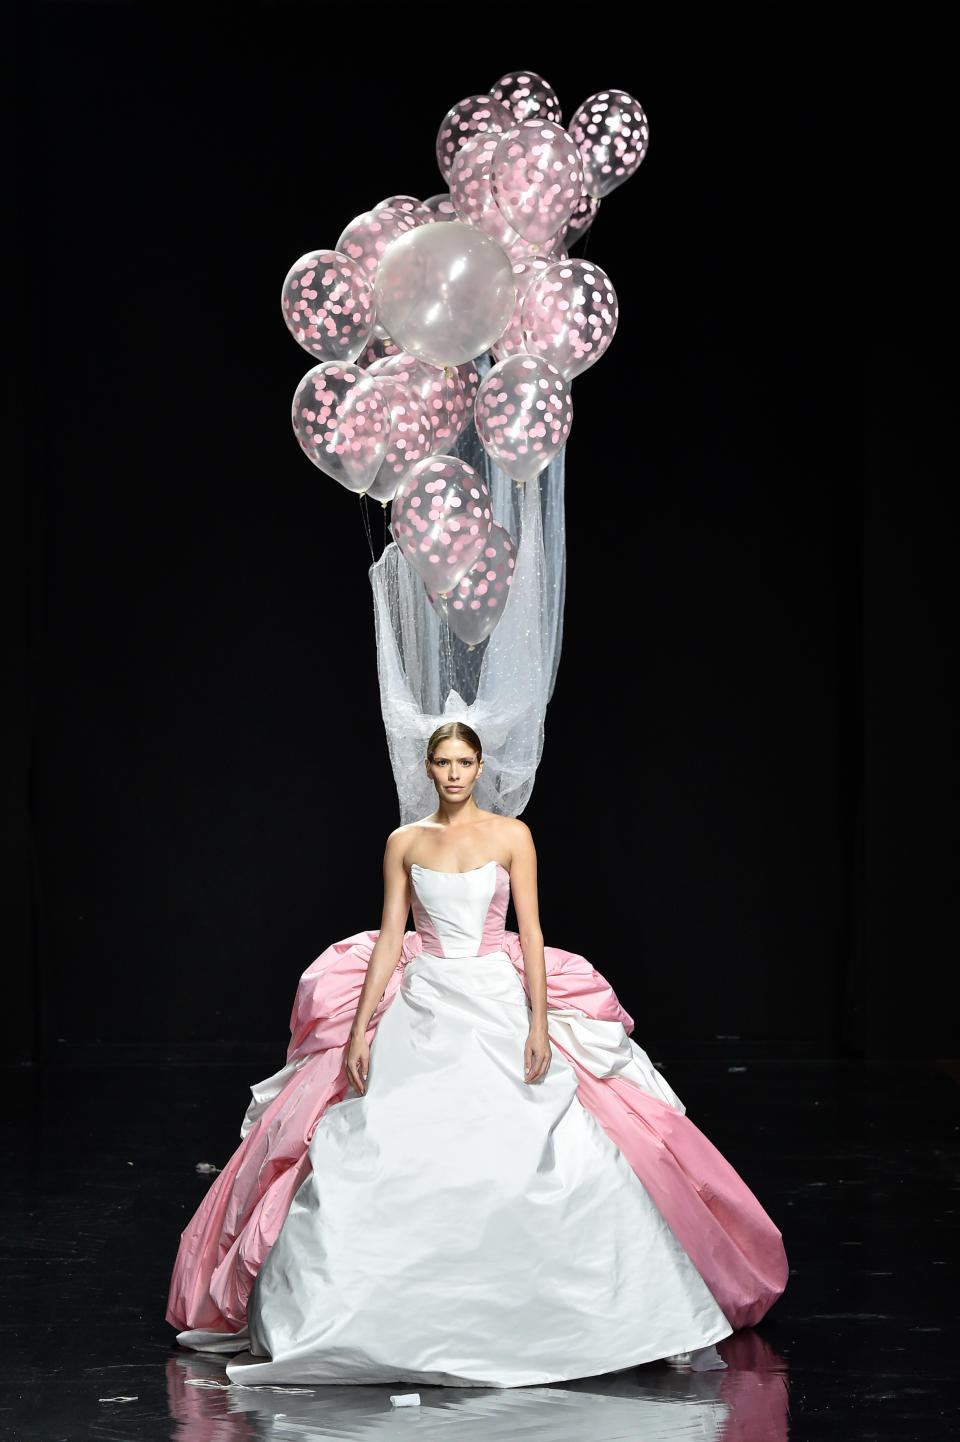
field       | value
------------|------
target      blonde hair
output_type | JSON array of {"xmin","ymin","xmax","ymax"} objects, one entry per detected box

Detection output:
[{"xmin": 426, "ymin": 721, "xmax": 483, "ymax": 762}]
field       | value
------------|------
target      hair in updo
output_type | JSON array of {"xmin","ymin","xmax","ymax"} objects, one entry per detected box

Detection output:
[{"xmin": 426, "ymin": 721, "xmax": 482, "ymax": 763}]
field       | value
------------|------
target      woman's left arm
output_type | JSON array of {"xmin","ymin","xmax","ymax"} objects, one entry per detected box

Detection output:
[{"xmin": 508, "ymin": 821, "xmax": 551, "ymax": 1083}]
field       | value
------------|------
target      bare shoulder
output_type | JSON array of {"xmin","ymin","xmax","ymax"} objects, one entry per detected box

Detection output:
[
  {"xmin": 495, "ymin": 815, "xmax": 535, "ymax": 865},
  {"xmin": 384, "ymin": 823, "xmax": 419, "ymax": 862}
]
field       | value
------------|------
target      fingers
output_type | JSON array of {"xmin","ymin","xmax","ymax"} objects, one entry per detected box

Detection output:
[{"xmin": 524, "ymin": 1049, "xmax": 552, "ymax": 1083}]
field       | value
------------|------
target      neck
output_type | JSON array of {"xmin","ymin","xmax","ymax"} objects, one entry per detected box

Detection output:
[{"xmin": 433, "ymin": 794, "xmax": 482, "ymax": 826}]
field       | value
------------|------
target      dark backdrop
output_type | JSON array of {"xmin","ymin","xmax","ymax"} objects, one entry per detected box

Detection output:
[{"xmin": 8, "ymin": 7, "xmax": 953, "ymax": 1064}]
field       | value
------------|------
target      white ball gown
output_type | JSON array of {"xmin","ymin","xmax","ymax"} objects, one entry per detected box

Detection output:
[{"xmin": 168, "ymin": 860, "xmax": 788, "ymax": 1387}]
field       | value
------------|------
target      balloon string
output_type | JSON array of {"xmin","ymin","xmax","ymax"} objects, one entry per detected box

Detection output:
[{"xmin": 358, "ymin": 494, "xmax": 377, "ymax": 564}]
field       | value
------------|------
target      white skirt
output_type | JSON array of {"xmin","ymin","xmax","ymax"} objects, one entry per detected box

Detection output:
[{"xmin": 220, "ymin": 948, "xmax": 730, "ymax": 1387}]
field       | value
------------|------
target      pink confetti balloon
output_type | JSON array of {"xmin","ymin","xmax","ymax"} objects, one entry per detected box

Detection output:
[
  {"xmin": 457, "ymin": 358, "xmax": 480, "ymax": 415},
  {"xmin": 280, "ymin": 250, "xmax": 375, "ymax": 364},
  {"xmin": 371, "ymin": 354, "xmax": 472, "ymax": 450},
  {"xmin": 490, "ymin": 70, "xmax": 562, "ymax": 125},
  {"xmin": 449, "ymin": 134, "xmax": 521, "ymax": 249},
  {"xmin": 427, "ymin": 521, "xmax": 516, "ymax": 645},
  {"xmin": 376, "ymin": 194, "xmax": 434, "ymax": 223},
  {"xmin": 568, "ymin": 90, "xmax": 650, "ymax": 199},
  {"xmin": 522, "ymin": 259, "xmax": 619, "ymax": 380},
  {"xmin": 335, "ymin": 206, "xmax": 422, "ymax": 283},
  {"xmin": 474, "ymin": 353, "xmax": 573, "ymax": 484},
  {"xmin": 491, "ymin": 120, "xmax": 584, "ymax": 247},
  {"xmin": 291, "ymin": 362, "xmax": 391, "ymax": 494},
  {"xmin": 423, "ymin": 192, "xmax": 458, "ymax": 221},
  {"xmin": 563, "ymin": 192, "xmax": 600, "ymax": 248},
  {"xmin": 436, "ymin": 93, "xmax": 514, "ymax": 183},
  {"xmin": 374, "ymin": 222, "xmax": 516, "ymax": 367},
  {"xmin": 362, "ymin": 372, "xmax": 436, "ymax": 505},
  {"xmin": 505, "ymin": 233, "xmax": 568, "ymax": 264},
  {"xmin": 391, "ymin": 456, "xmax": 493, "ymax": 593},
  {"xmin": 356, "ymin": 336, "xmax": 404, "ymax": 368},
  {"xmin": 491, "ymin": 255, "xmax": 555, "ymax": 361}
]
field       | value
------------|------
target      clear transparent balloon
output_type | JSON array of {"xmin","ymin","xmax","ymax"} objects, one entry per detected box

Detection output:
[
  {"xmin": 291, "ymin": 362, "xmax": 390, "ymax": 493},
  {"xmin": 390, "ymin": 455, "xmax": 493, "ymax": 593},
  {"xmin": 427, "ymin": 520, "xmax": 517, "ymax": 647},
  {"xmin": 568, "ymin": 90, "xmax": 650, "ymax": 199},
  {"xmin": 474, "ymin": 353, "xmax": 573, "ymax": 483},
  {"xmin": 449, "ymin": 135, "xmax": 521, "ymax": 249},
  {"xmin": 491, "ymin": 120, "xmax": 584, "ymax": 246},
  {"xmin": 435, "ymin": 93, "xmax": 514, "ymax": 183},
  {"xmin": 374, "ymin": 222, "xmax": 517, "ymax": 368},
  {"xmin": 522, "ymin": 259, "xmax": 619, "ymax": 380},
  {"xmin": 280, "ymin": 250, "xmax": 375, "ymax": 364},
  {"xmin": 371, "ymin": 372, "xmax": 567, "ymax": 822},
  {"xmin": 490, "ymin": 69, "xmax": 563, "ymax": 125}
]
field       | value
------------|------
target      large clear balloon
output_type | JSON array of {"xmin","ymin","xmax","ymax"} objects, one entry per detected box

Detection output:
[
  {"xmin": 491, "ymin": 120, "xmax": 584, "ymax": 247},
  {"xmin": 522, "ymin": 260, "xmax": 619, "ymax": 380},
  {"xmin": 474, "ymin": 353, "xmax": 573, "ymax": 484},
  {"xmin": 435, "ymin": 94, "xmax": 513, "ymax": 183},
  {"xmin": 374, "ymin": 222, "xmax": 516, "ymax": 368},
  {"xmin": 391, "ymin": 455, "xmax": 493, "ymax": 593},
  {"xmin": 568, "ymin": 90, "xmax": 650, "ymax": 199},
  {"xmin": 490, "ymin": 70, "xmax": 562, "ymax": 125},
  {"xmin": 449, "ymin": 134, "xmax": 521, "ymax": 249},
  {"xmin": 280, "ymin": 250, "xmax": 375, "ymax": 364},
  {"xmin": 291, "ymin": 362, "xmax": 390, "ymax": 494},
  {"xmin": 427, "ymin": 520, "xmax": 517, "ymax": 645}
]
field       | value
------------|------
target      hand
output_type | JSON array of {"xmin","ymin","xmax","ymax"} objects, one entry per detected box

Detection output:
[
  {"xmin": 345, "ymin": 1032, "xmax": 370, "ymax": 1095},
  {"xmin": 524, "ymin": 1026, "xmax": 551, "ymax": 1084}
]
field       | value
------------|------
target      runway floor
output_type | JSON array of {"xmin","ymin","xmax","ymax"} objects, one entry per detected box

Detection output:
[{"xmin": 0, "ymin": 1045, "xmax": 955, "ymax": 1440}]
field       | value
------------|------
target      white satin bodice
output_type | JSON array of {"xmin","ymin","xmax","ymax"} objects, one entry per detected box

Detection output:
[{"xmin": 408, "ymin": 861, "xmax": 511, "ymax": 958}]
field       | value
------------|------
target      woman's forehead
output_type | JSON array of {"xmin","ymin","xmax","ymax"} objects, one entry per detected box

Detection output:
[{"xmin": 431, "ymin": 742, "xmax": 478, "ymax": 759}]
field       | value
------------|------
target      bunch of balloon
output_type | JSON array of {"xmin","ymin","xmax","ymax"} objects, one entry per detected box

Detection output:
[{"xmin": 280, "ymin": 72, "xmax": 650, "ymax": 822}]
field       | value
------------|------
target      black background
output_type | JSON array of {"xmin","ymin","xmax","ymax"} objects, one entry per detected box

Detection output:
[{"xmin": 8, "ymin": 6, "xmax": 953, "ymax": 1064}]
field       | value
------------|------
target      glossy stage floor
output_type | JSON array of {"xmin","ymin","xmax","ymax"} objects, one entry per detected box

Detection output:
[{"xmin": 1, "ymin": 1046, "xmax": 955, "ymax": 1441}]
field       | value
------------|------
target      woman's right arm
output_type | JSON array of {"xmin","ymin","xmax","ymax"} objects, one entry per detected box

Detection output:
[{"xmin": 345, "ymin": 831, "xmax": 411, "ymax": 1094}]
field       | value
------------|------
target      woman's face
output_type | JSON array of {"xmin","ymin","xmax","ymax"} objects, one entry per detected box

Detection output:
[{"xmin": 426, "ymin": 740, "xmax": 483, "ymax": 800}]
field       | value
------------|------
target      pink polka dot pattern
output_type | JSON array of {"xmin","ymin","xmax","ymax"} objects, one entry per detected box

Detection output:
[
  {"xmin": 427, "ymin": 520, "xmax": 516, "ymax": 645},
  {"xmin": 371, "ymin": 354, "xmax": 474, "ymax": 450},
  {"xmin": 291, "ymin": 362, "xmax": 390, "ymax": 494},
  {"xmin": 568, "ymin": 90, "xmax": 650, "ymax": 199},
  {"xmin": 356, "ymin": 337, "xmax": 403, "ymax": 369},
  {"xmin": 376, "ymin": 194, "xmax": 434, "ymax": 223},
  {"xmin": 491, "ymin": 255, "xmax": 554, "ymax": 361},
  {"xmin": 490, "ymin": 70, "xmax": 562, "ymax": 126},
  {"xmin": 474, "ymin": 353, "xmax": 573, "ymax": 484},
  {"xmin": 362, "ymin": 372, "xmax": 436, "ymax": 505},
  {"xmin": 391, "ymin": 456, "xmax": 493, "ymax": 594},
  {"xmin": 334, "ymin": 206, "xmax": 422, "ymax": 282},
  {"xmin": 280, "ymin": 249, "xmax": 376, "ymax": 364},
  {"xmin": 491, "ymin": 120, "xmax": 584, "ymax": 247},
  {"xmin": 522, "ymin": 259, "xmax": 619, "ymax": 380},
  {"xmin": 435, "ymin": 94, "xmax": 514, "ymax": 184},
  {"xmin": 563, "ymin": 191, "xmax": 600, "ymax": 248},
  {"xmin": 423, "ymin": 193, "xmax": 459, "ymax": 221},
  {"xmin": 449, "ymin": 134, "xmax": 520, "ymax": 249}
]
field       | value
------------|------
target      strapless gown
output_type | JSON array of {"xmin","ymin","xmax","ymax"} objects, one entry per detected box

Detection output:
[{"xmin": 168, "ymin": 862, "xmax": 788, "ymax": 1387}]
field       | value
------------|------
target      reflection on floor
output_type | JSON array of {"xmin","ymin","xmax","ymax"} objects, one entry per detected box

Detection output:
[
  {"xmin": 165, "ymin": 1329, "xmax": 786, "ymax": 1441},
  {"xmin": 0, "ymin": 1048, "xmax": 955, "ymax": 1440}
]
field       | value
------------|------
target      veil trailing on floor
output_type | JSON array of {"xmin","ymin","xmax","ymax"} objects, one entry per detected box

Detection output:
[{"xmin": 369, "ymin": 379, "xmax": 566, "ymax": 824}]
